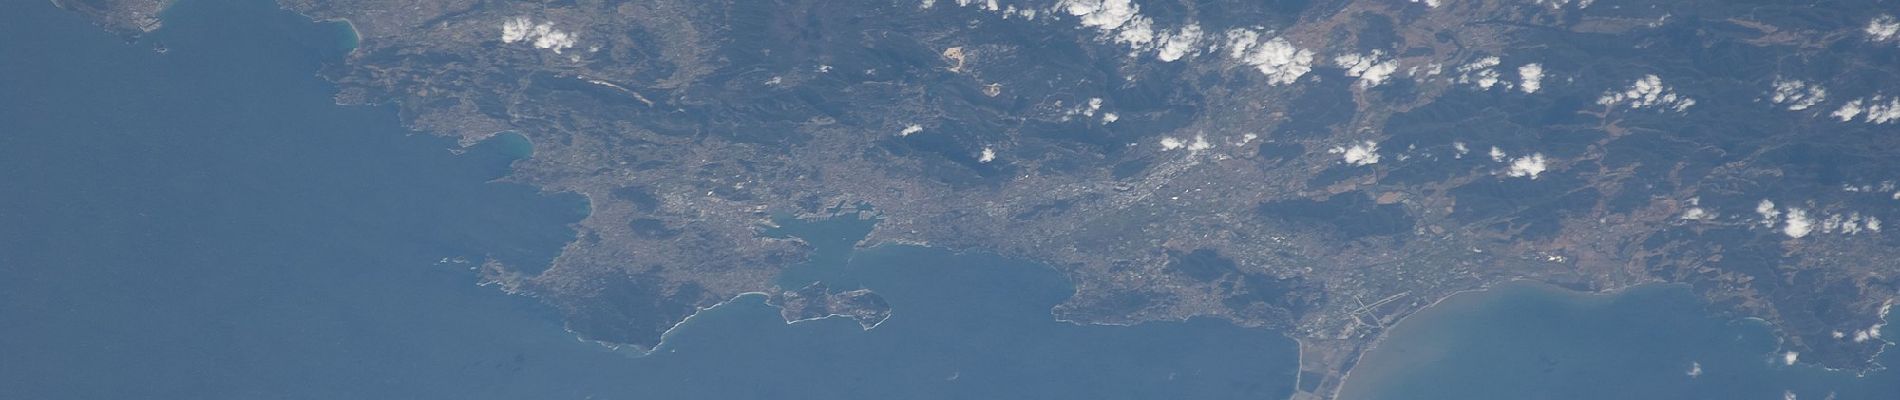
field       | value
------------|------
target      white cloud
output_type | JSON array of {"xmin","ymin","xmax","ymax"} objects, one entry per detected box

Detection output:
[
  {"xmin": 502, "ymin": 17, "xmax": 531, "ymax": 43},
  {"xmin": 1455, "ymin": 57, "xmax": 1509, "ymax": 90},
  {"xmin": 1057, "ymin": 0, "xmax": 1156, "ymax": 49},
  {"xmin": 1225, "ymin": 30, "xmax": 1315, "ymax": 86},
  {"xmin": 1407, "ymin": 0, "xmax": 1442, "ymax": 7},
  {"xmin": 1155, "ymin": 24, "xmax": 1204, "ymax": 62},
  {"xmin": 1224, "ymin": 29, "xmax": 1260, "ymax": 59},
  {"xmin": 1159, "ymin": 135, "xmax": 1213, "ymax": 152},
  {"xmin": 1518, "ymin": 63, "xmax": 1545, "ymax": 94},
  {"xmin": 1844, "ymin": 213, "xmax": 1866, "ymax": 234},
  {"xmin": 501, "ymin": 17, "xmax": 578, "ymax": 54},
  {"xmin": 1333, "ymin": 141, "xmax": 1381, "ymax": 166},
  {"xmin": 1757, "ymin": 199, "xmax": 1781, "ymax": 227},
  {"xmin": 1506, "ymin": 153, "xmax": 1548, "ymax": 179},
  {"xmin": 1186, "ymin": 134, "xmax": 1213, "ymax": 151},
  {"xmin": 1159, "ymin": 137, "xmax": 1185, "ymax": 150},
  {"xmin": 1059, "ymin": 0, "xmax": 1141, "ymax": 31},
  {"xmin": 1453, "ymin": 141, "xmax": 1469, "ymax": 158},
  {"xmin": 1335, "ymin": 50, "xmax": 1402, "ymax": 88},
  {"xmin": 1784, "ymin": 208, "xmax": 1814, "ymax": 238},
  {"xmin": 1868, "ymin": 15, "xmax": 1900, "ymax": 43},
  {"xmin": 900, "ymin": 124, "xmax": 924, "ymax": 137},
  {"xmin": 1869, "ymin": 304, "xmax": 1889, "ymax": 341},
  {"xmin": 1846, "ymin": 96, "xmax": 1900, "ymax": 124},
  {"xmin": 1489, "ymin": 146, "xmax": 1507, "ymax": 162},
  {"xmin": 1769, "ymin": 79, "xmax": 1828, "ymax": 111},
  {"xmin": 1832, "ymin": 95, "xmax": 1900, "ymax": 124},
  {"xmin": 1681, "ymin": 198, "xmax": 1713, "ymax": 221},
  {"xmin": 1834, "ymin": 99, "xmax": 1865, "ymax": 121},
  {"xmin": 978, "ymin": 147, "xmax": 996, "ymax": 163},
  {"xmin": 1687, "ymin": 361, "xmax": 1702, "ymax": 377},
  {"xmin": 1062, "ymin": 98, "xmax": 1107, "ymax": 121},
  {"xmin": 1102, "ymin": 112, "xmax": 1120, "ymax": 123},
  {"xmin": 1782, "ymin": 351, "xmax": 1800, "ymax": 366},
  {"xmin": 1597, "ymin": 74, "xmax": 1696, "ymax": 113}
]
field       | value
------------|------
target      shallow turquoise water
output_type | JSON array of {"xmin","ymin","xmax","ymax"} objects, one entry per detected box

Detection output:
[
  {"xmin": 0, "ymin": 1, "xmax": 1299, "ymax": 399},
  {"xmin": 1338, "ymin": 283, "xmax": 1900, "ymax": 400}
]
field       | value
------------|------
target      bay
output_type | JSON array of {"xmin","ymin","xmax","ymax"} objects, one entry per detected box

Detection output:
[
  {"xmin": 0, "ymin": 1, "xmax": 1301, "ymax": 399},
  {"xmin": 1338, "ymin": 283, "xmax": 1900, "ymax": 400}
]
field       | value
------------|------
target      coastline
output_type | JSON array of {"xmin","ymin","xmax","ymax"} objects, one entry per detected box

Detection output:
[
  {"xmin": 316, "ymin": 17, "xmax": 361, "ymax": 54},
  {"xmin": 1324, "ymin": 278, "xmax": 1668, "ymax": 399}
]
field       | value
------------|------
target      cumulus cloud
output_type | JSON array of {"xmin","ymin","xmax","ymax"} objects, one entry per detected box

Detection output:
[
  {"xmin": 1159, "ymin": 135, "xmax": 1213, "ymax": 152},
  {"xmin": 1832, "ymin": 95, "xmax": 1900, "ymax": 124},
  {"xmin": 1456, "ymin": 57, "xmax": 1509, "ymax": 90},
  {"xmin": 1154, "ymin": 24, "xmax": 1205, "ymax": 62},
  {"xmin": 1757, "ymin": 199, "xmax": 1781, "ymax": 227},
  {"xmin": 1408, "ymin": 0, "xmax": 1443, "ymax": 7},
  {"xmin": 1784, "ymin": 208, "xmax": 1813, "ymax": 238},
  {"xmin": 1061, "ymin": 98, "xmax": 1109, "ymax": 122},
  {"xmin": 1834, "ymin": 99, "xmax": 1864, "ymax": 121},
  {"xmin": 1769, "ymin": 79, "xmax": 1828, "ymax": 111},
  {"xmin": 1869, "ymin": 15, "xmax": 1900, "ymax": 43},
  {"xmin": 1159, "ymin": 137, "xmax": 1185, "ymax": 150},
  {"xmin": 1506, "ymin": 153, "xmax": 1548, "ymax": 179},
  {"xmin": 978, "ymin": 147, "xmax": 996, "ymax": 163},
  {"xmin": 501, "ymin": 17, "xmax": 578, "ymax": 54},
  {"xmin": 1225, "ymin": 29, "xmax": 1315, "ymax": 86},
  {"xmin": 1518, "ymin": 63, "xmax": 1545, "ymax": 94},
  {"xmin": 1597, "ymin": 74, "xmax": 1696, "ymax": 113},
  {"xmin": 899, "ymin": 124, "xmax": 924, "ymax": 137},
  {"xmin": 1680, "ymin": 198, "xmax": 1714, "ymax": 221},
  {"xmin": 1489, "ymin": 146, "xmax": 1507, "ymax": 162},
  {"xmin": 1453, "ymin": 141, "xmax": 1469, "ymax": 159},
  {"xmin": 1335, "ymin": 50, "xmax": 1402, "ymax": 88},
  {"xmin": 1058, "ymin": 0, "xmax": 1157, "ymax": 49},
  {"xmin": 1186, "ymin": 134, "xmax": 1213, "ymax": 151},
  {"xmin": 1782, "ymin": 351, "xmax": 1800, "ymax": 366},
  {"xmin": 1331, "ymin": 141, "xmax": 1381, "ymax": 166}
]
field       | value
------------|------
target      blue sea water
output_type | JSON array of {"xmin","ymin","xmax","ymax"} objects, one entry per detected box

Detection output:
[
  {"xmin": 0, "ymin": 1, "xmax": 1299, "ymax": 399},
  {"xmin": 1337, "ymin": 283, "xmax": 1900, "ymax": 400}
]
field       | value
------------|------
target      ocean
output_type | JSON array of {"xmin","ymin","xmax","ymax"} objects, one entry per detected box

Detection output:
[
  {"xmin": 0, "ymin": 1, "xmax": 1297, "ymax": 399},
  {"xmin": 1337, "ymin": 282, "xmax": 1900, "ymax": 400}
]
